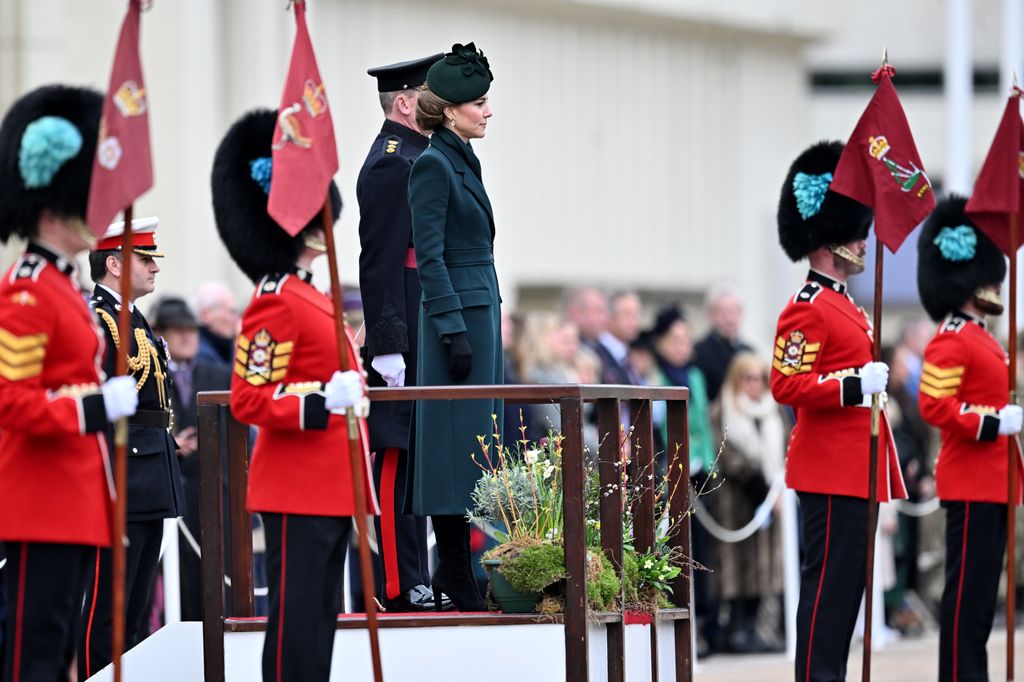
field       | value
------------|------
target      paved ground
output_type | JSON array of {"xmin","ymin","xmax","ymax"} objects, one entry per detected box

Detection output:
[{"xmin": 696, "ymin": 629, "xmax": 1023, "ymax": 681}]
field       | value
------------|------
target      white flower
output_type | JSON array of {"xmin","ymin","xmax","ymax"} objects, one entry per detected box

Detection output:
[
  {"xmin": 542, "ymin": 463, "xmax": 555, "ymax": 479},
  {"xmin": 643, "ymin": 559, "xmax": 654, "ymax": 569},
  {"xmin": 524, "ymin": 449, "xmax": 540, "ymax": 465}
]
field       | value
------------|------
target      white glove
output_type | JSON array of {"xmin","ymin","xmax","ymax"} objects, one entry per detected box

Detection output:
[
  {"xmin": 999, "ymin": 405, "xmax": 1023, "ymax": 436},
  {"xmin": 325, "ymin": 370, "xmax": 363, "ymax": 411},
  {"xmin": 859, "ymin": 362, "xmax": 889, "ymax": 396},
  {"xmin": 101, "ymin": 376, "xmax": 138, "ymax": 421},
  {"xmin": 371, "ymin": 353, "xmax": 406, "ymax": 388}
]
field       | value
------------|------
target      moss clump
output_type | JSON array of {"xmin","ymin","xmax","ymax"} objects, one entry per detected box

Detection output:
[
  {"xmin": 496, "ymin": 542, "xmax": 566, "ymax": 594},
  {"xmin": 586, "ymin": 552, "xmax": 620, "ymax": 612}
]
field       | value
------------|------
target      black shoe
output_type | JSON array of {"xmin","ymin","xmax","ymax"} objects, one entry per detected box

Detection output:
[
  {"xmin": 432, "ymin": 573, "xmax": 485, "ymax": 612},
  {"xmin": 384, "ymin": 584, "xmax": 453, "ymax": 612}
]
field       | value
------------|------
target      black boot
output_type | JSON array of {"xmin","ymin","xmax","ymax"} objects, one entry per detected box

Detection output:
[{"xmin": 431, "ymin": 515, "xmax": 486, "ymax": 611}]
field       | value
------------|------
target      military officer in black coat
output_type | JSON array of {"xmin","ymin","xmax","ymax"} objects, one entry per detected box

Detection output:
[
  {"xmin": 357, "ymin": 53, "xmax": 449, "ymax": 613},
  {"xmin": 79, "ymin": 218, "xmax": 185, "ymax": 680}
]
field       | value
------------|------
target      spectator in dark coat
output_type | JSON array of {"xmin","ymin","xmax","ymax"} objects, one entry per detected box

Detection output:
[
  {"xmin": 694, "ymin": 281, "xmax": 752, "ymax": 403},
  {"xmin": 193, "ymin": 281, "xmax": 239, "ymax": 368}
]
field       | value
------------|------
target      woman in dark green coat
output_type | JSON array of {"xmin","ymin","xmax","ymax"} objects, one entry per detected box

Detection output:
[{"xmin": 408, "ymin": 42, "xmax": 501, "ymax": 611}]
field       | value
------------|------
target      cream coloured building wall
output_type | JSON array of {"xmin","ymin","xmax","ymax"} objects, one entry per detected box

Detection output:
[{"xmin": 5, "ymin": 0, "xmax": 946, "ymax": 350}]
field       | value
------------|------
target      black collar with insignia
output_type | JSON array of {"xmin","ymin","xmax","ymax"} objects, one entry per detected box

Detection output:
[
  {"xmin": 807, "ymin": 269, "xmax": 847, "ymax": 295},
  {"xmin": 27, "ymin": 241, "xmax": 77, "ymax": 278},
  {"xmin": 953, "ymin": 309, "xmax": 986, "ymax": 329},
  {"xmin": 292, "ymin": 266, "xmax": 313, "ymax": 284}
]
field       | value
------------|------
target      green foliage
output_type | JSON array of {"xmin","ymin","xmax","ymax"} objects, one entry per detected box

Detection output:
[
  {"xmin": 496, "ymin": 541, "xmax": 566, "ymax": 594},
  {"xmin": 586, "ymin": 553, "xmax": 620, "ymax": 612}
]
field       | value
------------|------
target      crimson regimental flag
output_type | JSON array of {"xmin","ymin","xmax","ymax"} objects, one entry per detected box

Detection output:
[
  {"xmin": 830, "ymin": 65, "xmax": 935, "ymax": 253},
  {"xmin": 268, "ymin": 0, "xmax": 339, "ymax": 236},
  {"xmin": 86, "ymin": 0, "xmax": 153, "ymax": 237},
  {"xmin": 965, "ymin": 92, "xmax": 1024, "ymax": 256}
]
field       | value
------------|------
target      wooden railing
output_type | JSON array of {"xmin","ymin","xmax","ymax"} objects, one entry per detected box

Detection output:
[{"xmin": 196, "ymin": 384, "xmax": 693, "ymax": 681}]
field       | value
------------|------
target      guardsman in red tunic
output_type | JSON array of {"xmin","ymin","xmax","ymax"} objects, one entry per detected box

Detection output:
[
  {"xmin": 211, "ymin": 109, "xmax": 377, "ymax": 682},
  {"xmin": 915, "ymin": 196, "xmax": 1021, "ymax": 682},
  {"xmin": 0, "ymin": 85, "xmax": 138, "ymax": 682},
  {"xmin": 771, "ymin": 141, "xmax": 907, "ymax": 682}
]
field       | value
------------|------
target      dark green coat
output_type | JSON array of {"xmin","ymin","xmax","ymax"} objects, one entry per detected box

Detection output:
[{"xmin": 408, "ymin": 129, "xmax": 502, "ymax": 516}]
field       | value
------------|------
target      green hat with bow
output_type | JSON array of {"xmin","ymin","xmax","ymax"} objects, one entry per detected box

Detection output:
[{"xmin": 426, "ymin": 42, "xmax": 493, "ymax": 103}]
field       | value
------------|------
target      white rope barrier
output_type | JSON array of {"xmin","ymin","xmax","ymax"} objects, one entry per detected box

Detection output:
[
  {"xmin": 892, "ymin": 496, "xmax": 942, "ymax": 517},
  {"xmin": 692, "ymin": 473, "xmax": 787, "ymax": 543}
]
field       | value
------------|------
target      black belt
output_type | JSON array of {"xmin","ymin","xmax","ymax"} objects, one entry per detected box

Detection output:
[{"xmin": 130, "ymin": 409, "xmax": 172, "ymax": 430}]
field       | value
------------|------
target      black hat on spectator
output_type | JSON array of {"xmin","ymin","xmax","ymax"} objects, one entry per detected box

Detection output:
[
  {"xmin": 651, "ymin": 305, "xmax": 686, "ymax": 339},
  {"xmin": 917, "ymin": 195, "xmax": 1006, "ymax": 321},
  {"xmin": 777, "ymin": 140, "xmax": 873, "ymax": 261},
  {"xmin": 368, "ymin": 53, "xmax": 445, "ymax": 92},
  {"xmin": 0, "ymin": 84, "xmax": 103, "ymax": 242},
  {"xmin": 151, "ymin": 296, "xmax": 200, "ymax": 330},
  {"xmin": 210, "ymin": 109, "xmax": 341, "ymax": 282}
]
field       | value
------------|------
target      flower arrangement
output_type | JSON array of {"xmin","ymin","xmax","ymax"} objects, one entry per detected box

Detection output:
[{"xmin": 468, "ymin": 413, "xmax": 713, "ymax": 614}]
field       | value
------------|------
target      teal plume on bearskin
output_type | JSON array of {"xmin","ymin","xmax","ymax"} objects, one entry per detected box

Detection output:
[
  {"xmin": 0, "ymin": 85, "xmax": 102, "ymax": 243},
  {"xmin": 917, "ymin": 195, "xmax": 1006, "ymax": 321},
  {"xmin": 211, "ymin": 109, "xmax": 341, "ymax": 282},
  {"xmin": 777, "ymin": 140, "xmax": 873, "ymax": 261}
]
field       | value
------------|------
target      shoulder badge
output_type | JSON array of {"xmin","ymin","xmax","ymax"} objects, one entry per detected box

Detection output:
[
  {"xmin": 792, "ymin": 282, "xmax": 823, "ymax": 304},
  {"xmin": 940, "ymin": 316, "xmax": 967, "ymax": 334},
  {"xmin": 383, "ymin": 136, "xmax": 401, "ymax": 155},
  {"xmin": 772, "ymin": 329, "xmax": 820, "ymax": 376},
  {"xmin": 256, "ymin": 273, "xmax": 289, "ymax": 298},
  {"xmin": 234, "ymin": 327, "xmax": 293, "ymax": 385},
  {"xmin": 10, "ymin": 254, "xmax": 46, "ymax": 283}
]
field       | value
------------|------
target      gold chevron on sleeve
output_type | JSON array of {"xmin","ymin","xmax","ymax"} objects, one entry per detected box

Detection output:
[
  {"xmin": 772, "ymin": 332, "xmax": 818, "ymax": 376},
  {"xmin": 920, "ymin": 362, "xmax": 964, "ymax": 398},
  {"xmin": 0, "ymin": 327, "xmax": 47, "ymax": 381}
]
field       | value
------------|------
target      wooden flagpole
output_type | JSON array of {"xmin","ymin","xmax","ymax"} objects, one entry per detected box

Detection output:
[
  {"xmin": 1008, "ymin": 206, "xmax": 1018, "ymax": 681},
  {"xmin": 321, "ymin": 201, "xmax": 384, "ymax": 682},
  {"xmin": 861, "ymin": 237, "xmax": 884, "ymax": 682},
  {"xmin": 112, "ymin": 205, "xmax": 133, "ymax": 682}
]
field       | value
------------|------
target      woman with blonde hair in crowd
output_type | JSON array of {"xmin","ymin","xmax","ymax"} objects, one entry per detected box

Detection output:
[{"xmin": 713, "ymin": 351, "xmax": 787, "ymax": 653}]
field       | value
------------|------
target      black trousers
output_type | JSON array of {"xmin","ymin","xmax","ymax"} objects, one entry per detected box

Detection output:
[
  {"xmin": 2, "ymin": 542, "xmax": 93, "ymax": 682},
  {"xmin": 794, "ymin": 493, "xmax": 869, "ymax": 682},
  {"xmin": 262, "ymin": 513, "xmax": 351, "ymax": 682},
  {"xmin": 77, "ymin": 518, "xmax": 164, "ymax": 681},
  {"xmin": 939, "ymin": 501, "xmax": 1006, "ymax": 682},
  {"xmin": 372, "ymin": 448, "xmax": 430, "ymax": 601}
]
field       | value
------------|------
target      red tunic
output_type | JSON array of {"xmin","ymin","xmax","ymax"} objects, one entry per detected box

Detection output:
[
  {"xmin": 231, "ymin": 272, "xmax": 378, "ymax": 516},
  {"xmin": 770, "ymin": 275, "xmax": 906, "ymax": 501},
  {"xmin": 919, "ymin": 313, "xmax": 1023, "ymax": 504},
  {"xmin": 0, "ymin": 244, "xmax": 112, "ymax": 546}
]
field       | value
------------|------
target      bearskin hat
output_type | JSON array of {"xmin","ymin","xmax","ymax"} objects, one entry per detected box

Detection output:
[
  {"xmin": 917, "ymin": 195, "xmax": 1006, "ymax": 321},
  {"xmin": 777, "ymin": 140, "xmax": 873, "ymax": 261},
  {"xmin": 0, "ymin": 85, "xmax": 102, "ymax": 243},
  {"xmin": 210, "ymin": 109, "xmax": 341, "ymax": 283}
]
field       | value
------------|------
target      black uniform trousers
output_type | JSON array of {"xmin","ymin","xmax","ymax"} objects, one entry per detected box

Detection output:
[
  {"xmin": 939, "ymin": 501, "xmax": 1006, "ymax": 682},
  {"xmin": 2, "ymin": 541, "xmax": 92, "ymax": 682},
  {"xmin": 77, "ymin": 519, "xmax": 164, "ymax": 681},
  {"xmin": 262, "ymin": 513, "xmax": 351, "ymax": 682},
  {"xmin": 372, "ymin": 447, "xmax": 430, "ymax": 602},
  {"xmin": 795, "ymin": 493, "xmax": 869, "ymax": 682}
]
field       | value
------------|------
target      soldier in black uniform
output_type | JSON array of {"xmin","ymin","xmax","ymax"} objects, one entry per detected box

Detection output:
[
  {"xmin": 79, "ymin": 217, "xmax": 185, "ymax": 680},
  {"xmin": 357, "ymin": 53, "xmax": 448, "ymax": 613}
]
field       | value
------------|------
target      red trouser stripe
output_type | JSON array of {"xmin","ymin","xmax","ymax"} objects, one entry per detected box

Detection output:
[
  {"xmin": 952, "ymin": 502, "xmax": 971, "ymax": 682},
  {"xmin": 12, "ymin": 543, "xmax": 27, "ymax": 682},
  {"xmin": 380, "ymin": 448, "xmax": 402, "ymax": 600},
  {"xmin": 276, "ymin": 514, "xmax": 288, "ymax": 682},
  {"xmin": 84, "ymin": 547, "xmax": 102, "ymax": 677},
  {"xmin": 805, "ymin": 496, "xmax": 832, "ymax": 682}
]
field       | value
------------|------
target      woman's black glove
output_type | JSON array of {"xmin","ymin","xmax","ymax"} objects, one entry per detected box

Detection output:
[{"xmin": 445, "ymin": 332, "xmax": 473, "ymax": 382}]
